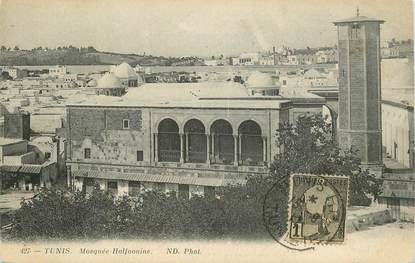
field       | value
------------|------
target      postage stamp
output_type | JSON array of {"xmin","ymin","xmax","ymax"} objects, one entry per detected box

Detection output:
[{"xmin": 287, "ymin": 174, "xmax": 349, "ymax": 244}]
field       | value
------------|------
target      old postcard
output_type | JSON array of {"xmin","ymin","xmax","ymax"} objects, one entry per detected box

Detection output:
[{"xmin": 0, "ymin": 0, "xmax": 413, "ymax": 262}]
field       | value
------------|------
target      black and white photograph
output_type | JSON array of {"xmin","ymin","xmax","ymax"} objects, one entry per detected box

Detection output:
[{"xmin": 0, "ymin": 0, "xmax": 413, "ymax": 262}]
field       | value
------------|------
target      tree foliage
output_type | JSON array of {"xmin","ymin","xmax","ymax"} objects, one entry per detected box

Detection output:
[
  {"xmin": 269, "ymin": 113, "xmax": 383, "ymax": 206},
  {"xmin": 5, "ymin": 185, "xmax": 267, "ymax": 240}
]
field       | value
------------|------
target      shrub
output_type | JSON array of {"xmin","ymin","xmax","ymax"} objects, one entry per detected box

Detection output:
[{"xmin": 6, "ymin": 185, "xmax": 267, "ymax": 240}]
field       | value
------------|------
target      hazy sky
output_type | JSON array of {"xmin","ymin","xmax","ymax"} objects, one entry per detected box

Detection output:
[{"xmin": 0, "ymin": 0, "xmax": 413, "ymax": 57}]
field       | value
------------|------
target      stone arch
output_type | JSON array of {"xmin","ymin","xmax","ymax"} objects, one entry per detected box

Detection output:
[
  {"xmin": 235, "ymin": 118, "xmax": 266, "ymax": 136},
  {"xmin": 323, "ymin": 104, "xmax": 338, "ymax": 139},
  {"xmin": 157, "ymin": 118, "xmax": 180, "ymax": 162},
  {"xmin": 207, "ymin": 117, "xmax": 235, "ymax": 134},
  {"xmin": 238, "ymin": 120, "xmax": 263, "ymax": 166},
  {"xmin": 155, "ymin": 116, "xmax": 182, "ymax": 133},
  {"xmin": 184, "ymin": 119, "xmax": 207, "ymax": 163},
  {"xmin": 210, "ymin": 119, "xmax": 234, "ymax": 165},
  {"xmin": 182, "ymin": 116, "xmax": 207, "ymax": 133}
]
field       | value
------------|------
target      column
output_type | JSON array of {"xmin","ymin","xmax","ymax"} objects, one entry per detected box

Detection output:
[
  {"xmin": 154, "ymin": 133, "xmax": 158, "ymax": 163},
  {"xmin": 66, "ymin": 165, "xmax": 72, "ymax": 190},
  {"xmin": 262, "ymin": 136, "xmax": 267, "ymax": 163},
  {"xmin": 185, "ymin": 133, "xmax": 190, "ymax": 162},
  {"xmin": 238, "ymin": 134, "xmax": 242, "ymax": 165},
  {"xmin": 233, "ymin": 134, "xmax": 238, "ymax": 166},
  {"xmin": 211, "ymin": 133, "xmax": 215, "ymax": 163},
  {"xmin": 206, "ymin": 134, "xmax": 211, "ymax": 164},
  {"xmin": 180, "ymin": 133, "xmax": 184, "ymax": 163}
]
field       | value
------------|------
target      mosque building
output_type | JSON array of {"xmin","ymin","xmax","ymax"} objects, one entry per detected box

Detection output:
[
  {"xmin": 89, "ymin": 72, "xmax": 126, "ymax": 96},
  {"xmin": 65, "ymin": 72, "xmax": 324, "ymax": 197},
  {"xmin": 110, "ymin": 62, "xmax": 144, "ymax": 88}
]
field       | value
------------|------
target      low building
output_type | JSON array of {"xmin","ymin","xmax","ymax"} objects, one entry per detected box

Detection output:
[
  {"xmin": 382, "ymin": 100, "xmax": 414, "ymax": 168},
  {"xmin": 238, "ymin": 53, "xmax": 260, "ymax": 65},
  {"xmin": 0, "ymin": 137, "xmax": 57, "ymax": 191},
  {"xmin": 316, "ymin": 49, "xmax": 337, "ymax": 64},
  {"xmin": 381, "ymin": 57, "xmax": 414, "ymax": 169},
  {"xmin": 48, "ymin": 65, "xmax": 68, "ymax": 78},
  {"xmin": 285, "ymin": 54, "xmax": 300, "ymax": 65},
  {"xmin": 258, "ymin": 55, "xmax": 275, "ymax": 65},
  {"xmin": 203, "ymin": 60, "xmax": 218, "ymax": 66},
  {"xmin": 0, "ymin": 104, "xmax": 30, "ymax": 140},
  {"xmin": 60, "ymin": 73, "xmax": 78, "ymax": 82},
  {"xmin": 292, "ymin": 48, "xmax": 317, "ymax": 65},
  {"xmin": 378, "ymin": 172, "xmax": 415, "ymax": 222},
  {"xmin": 0, "ymin": 67, "xmax": 27, "ymax": 80},
  {"xmin": 230, "ymin": 57, "xmax": 240, "ymax": 66}
]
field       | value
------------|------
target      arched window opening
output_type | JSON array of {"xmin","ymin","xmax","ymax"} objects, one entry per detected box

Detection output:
[
  {"xmin": 184, "ymin": 119, "xmax": 206, "ymax": 163},
  {"xmin": 158, "ymin": 118, "xmax": 180, "ymax": 162},
  {"xmin": 238, "ymin": 120, "xmax": 263, "ymax": 166},
  {"xmin": 210, "ymin": 120, "xmax": 234, "ymax": 165}
]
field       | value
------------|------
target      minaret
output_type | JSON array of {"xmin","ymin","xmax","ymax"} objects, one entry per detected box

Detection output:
[{"xmin": 334, "ymin": 11, "xmax": 385, "ymax": 176}]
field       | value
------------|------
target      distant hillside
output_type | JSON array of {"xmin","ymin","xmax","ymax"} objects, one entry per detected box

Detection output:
[{"xmin": 0, "ymin": 46, "xmax": 198, "ymax": 66}]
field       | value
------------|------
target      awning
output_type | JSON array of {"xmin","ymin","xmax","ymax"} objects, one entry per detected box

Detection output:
[
  {"xmin": 380, "ymin": 189, "xmax": 415, "ymax": 199},
  {"xmin": 1, "ymin": 165, "xmax": 42, "ymax": 174},
  {"xmin": 72, "ymin": 169, "xmax": 246, "ymax": 187},
  {"xmin": 19, "ymin": 165, "xmax": 43, "ymax": 174},
  {"xmin": 1, "ymin": 165, "xmax": 21, "ymax": 173}
]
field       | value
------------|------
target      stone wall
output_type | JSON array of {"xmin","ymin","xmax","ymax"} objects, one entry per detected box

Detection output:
[
  {"xmin": 0, "ymin": 113, "xmax": 30, "ymax": 140},
  {"xmin": 67, "ymin": 105, "xmax": 286, "ymax": 165},
  {"xmin": 67, "ymin": 107, "xmax": 148, "ymax": 164}
]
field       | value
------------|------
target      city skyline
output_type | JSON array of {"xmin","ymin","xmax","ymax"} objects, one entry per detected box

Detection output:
[{"xmin": 0, "ymin": 0, "xmax": 413, "ymax": 57}]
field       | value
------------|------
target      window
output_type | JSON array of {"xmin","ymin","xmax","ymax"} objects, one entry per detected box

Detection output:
[
  {"xmin": 136, "ymin": 150, "xmax": 143, "ymax": 161},
  {"xmin": 350, "ymin": 24, "xmax": 361, "ymax": 40},
  {"xmin": 44, "ymin": 152, "xmax": 51, "ymax": 159},
  {"xmin": 154, "ymin": 182, "xmax": 165, "ymax": 192},
  {"xmin": 107, "ymin": 181, "xmax": 118, "ymax": 196},
  {"xmin": 123, "ymin": 119, "xmax": 130, "ymax": 129},
  {"xmin": 83, "ymin": 178, "xmax": 95, "ymax": 194},
  {"xmin": 204, "ymin": 186, "xmax": 215, "ymax": 199},
  {"xmin": 128, "ymin": 181, "xmax": 141, "ymax": 196},
  {"xmin": 84, "ymin": 148, "xmax": 91, "ymax": 159},
  {"xmin": 178, "ymin": 184, "xmax": 189, "ymax": 200},
  {"xmin": 282, "ymin": 80, "xmax": 287, "ymax": 85}
]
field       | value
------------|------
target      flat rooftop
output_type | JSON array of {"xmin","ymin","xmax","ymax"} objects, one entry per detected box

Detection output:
[
  {"xmin": 68, "ymin": 82, "xmax": 293, "ymax": 110},
  {"xmin": 68, "ymin": 97, "xmax": 293, "ymax": 110}
]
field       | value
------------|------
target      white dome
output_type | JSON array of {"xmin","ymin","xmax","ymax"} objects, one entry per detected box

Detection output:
[
  {"xmin": 97, "ymin": 73, "xmax": 122, "ymax": 88},
  {"xmin": 247, "ymin": 71, "xmax": 278, "ymax": 90},
  {"xmin": 112, "ymin": 62, "xmax": 138, "ymax": 79}
]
